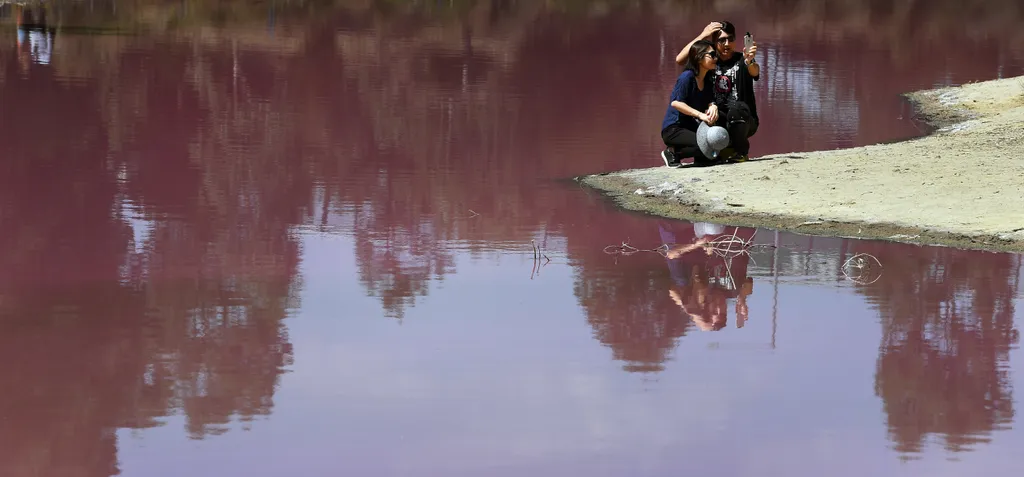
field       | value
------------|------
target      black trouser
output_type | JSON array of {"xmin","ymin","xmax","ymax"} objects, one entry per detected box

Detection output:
[
  {"xmin": 718, "ymin": 101, "xmax": 758, "ymax": 156},
  {"xmin": 661, "ymin": 124, "xmax": 710, "ymax": 162}
]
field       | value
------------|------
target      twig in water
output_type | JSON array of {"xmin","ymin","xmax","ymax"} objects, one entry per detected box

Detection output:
[
  {"xmin": 530, "ymin": 240, "xmax": 551, "ymax": 279},
  {"xmin": 456, "ymin": 209, "xmax": 480, "ymax": 219},
  {"xmin": 603, "ymin": 242, "xmax": 671, "ymax": 257},
  {"xmin": 703, "ymin": 229, "xmax": 775, "ymax": 259},
  {"xmin": 842, "ymin": 253, "xmax": 883, "ymax": 285},
  {"xmin": 705, "ymin": 229, "xmax": 750, "ymax": 258}
]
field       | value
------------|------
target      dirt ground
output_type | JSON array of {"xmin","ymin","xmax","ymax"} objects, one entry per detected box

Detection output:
[{"xmin": 579, "ymin": 75, "xmax": 1024, "ymax": 253}]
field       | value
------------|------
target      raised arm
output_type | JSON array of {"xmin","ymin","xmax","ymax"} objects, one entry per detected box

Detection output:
[
  {"xmin": 744, "ymin": 40, "xmax": 760, "ymax": 78},
  {"xmin": 675, "ymin": 22, "xmax": 722, "ymax": 65}
]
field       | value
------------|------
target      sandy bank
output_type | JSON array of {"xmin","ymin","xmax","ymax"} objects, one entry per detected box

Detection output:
[{"xmin": 579, "ymin": 75, "xmax": 1024, "ymax": 252}]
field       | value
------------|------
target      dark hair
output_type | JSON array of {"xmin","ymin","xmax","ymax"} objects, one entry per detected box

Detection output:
[
  {"xmin": 712, "ymin": 21, "xmax": 736, "ymax": 42},
  {"xmin": 686, "ymin": 40, "xmax": 715, "ymax": 72}
]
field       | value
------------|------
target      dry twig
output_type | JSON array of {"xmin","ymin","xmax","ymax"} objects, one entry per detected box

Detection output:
[
  {"xmin": 530, "ymin": 240, "xmax": 551, "ymax": 279},
  {"xmin": 704, "ymin": 229, "xmax": 775, "ymax": 259},
  {"xmin": 603, "ymin": 242, "xmax": 670, "ymax": 257},
  {"xmin": 842, "ymin": 253, "xmax": 883, "ymax": 285}
]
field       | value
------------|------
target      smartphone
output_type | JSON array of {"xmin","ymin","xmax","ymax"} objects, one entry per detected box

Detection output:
[{"xmin": 743, "ymin": 32, "xmax": 753, "ymax": 54}]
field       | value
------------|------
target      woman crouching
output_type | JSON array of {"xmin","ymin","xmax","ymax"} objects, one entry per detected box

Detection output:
[{"xmin": 659, "ymin": 40, "xmax": 726, "ymax": 167}]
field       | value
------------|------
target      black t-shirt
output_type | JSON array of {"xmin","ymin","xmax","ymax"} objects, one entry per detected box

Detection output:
[{"xmin": 713, "ymin": 52, "xmax": 746, "ymax": 108}]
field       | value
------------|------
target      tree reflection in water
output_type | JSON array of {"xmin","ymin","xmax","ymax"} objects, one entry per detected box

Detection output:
[{"xmin": 856, "ymin": 243, "xmax": 1020, "ymax": 456}]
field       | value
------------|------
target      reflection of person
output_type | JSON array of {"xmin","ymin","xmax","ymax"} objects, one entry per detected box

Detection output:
[
  {"xmin": 659, "ymin": 40, "xmax": 719, "ymax": 168},
  {"xmin": 13, "ymin": 4, "xmax": 55, "ymax": 67},
  {"xmin": 659, "ymin": 221, "xmax": 754, "ymax": 331},
  {"xmin": 675, "ymin": 21, "xmax": 760, "ymax": 162}
]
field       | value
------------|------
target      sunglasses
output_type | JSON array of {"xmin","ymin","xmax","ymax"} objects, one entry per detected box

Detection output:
[
  {"xmin": 716, "ymin": 35, "xmax": 736, "ymax": 44},
  {"xmin": 703, "ymin": 50, "xmax": 718, "ymax": 60}
]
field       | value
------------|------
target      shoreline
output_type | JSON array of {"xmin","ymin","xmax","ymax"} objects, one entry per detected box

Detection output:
[{"xmin": 577, "ymin": 75, "xmax": 1024, "ymax": 253}]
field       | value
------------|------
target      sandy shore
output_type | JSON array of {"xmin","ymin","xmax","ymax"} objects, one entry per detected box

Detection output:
[{"xmin": 579, "ymin": 75, "xmax": 1024, "ymax": 252}]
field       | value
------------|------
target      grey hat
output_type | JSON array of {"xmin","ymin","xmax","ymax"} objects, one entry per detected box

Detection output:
[{"xmin": 697, "ymin": 121, "xmax": 730, "ymax": 159}]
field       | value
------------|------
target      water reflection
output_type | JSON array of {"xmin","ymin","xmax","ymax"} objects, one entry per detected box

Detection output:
[
  {"xmin": 1, "ymin": 6, "xmax": 300, "ymax": 474},
  {"xmin": 1, "ymin": 0, "xmax": 1024, "ymax": 473},
  {"xmin": 661, "ymin": 222, "xmax": 756, "ymax": 332},
  {"xmin": 856, "ymin": 242, "xmax": 1021, "ymax": 455},
  {"xmin": 13, "ymin": 6, "xmax": 54, "ymax": 66}
]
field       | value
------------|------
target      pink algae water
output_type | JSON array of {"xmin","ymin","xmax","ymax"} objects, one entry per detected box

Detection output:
[{"xmin": 2, "ymin": 1, "xmax": 1024, "ymax": 476}]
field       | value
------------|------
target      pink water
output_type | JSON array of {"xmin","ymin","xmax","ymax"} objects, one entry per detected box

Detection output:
[{"xmin": 2, "ymin": 1, "xmax": 1024, "ymax": 476}]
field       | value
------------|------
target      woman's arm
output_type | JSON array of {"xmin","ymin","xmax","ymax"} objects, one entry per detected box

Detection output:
[
  {"xmin": 675, "ymin": 22, "xmax": 722, "ymax": 65},
  {"xmin": 665, "ymin": 238, "xmax": 709, "ymax": 260},
  {"xmin": 672, "ymin": 101, "xmax": 717, "ymax": 124}
]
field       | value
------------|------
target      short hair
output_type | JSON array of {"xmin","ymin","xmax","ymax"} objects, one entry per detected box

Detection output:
[{"xmin": 713, "ymin": 21, "xmax": 737, "ymax": 41}]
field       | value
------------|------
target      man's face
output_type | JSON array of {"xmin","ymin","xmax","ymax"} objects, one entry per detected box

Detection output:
[{"xmin": 715, "ymin": 31, "xmax": 736, "ymax": 58}]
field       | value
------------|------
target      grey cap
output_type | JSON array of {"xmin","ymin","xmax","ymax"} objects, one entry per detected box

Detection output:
[{"xmin": 697, "ymin": 121, "xmax": 730, "ymax": 159}]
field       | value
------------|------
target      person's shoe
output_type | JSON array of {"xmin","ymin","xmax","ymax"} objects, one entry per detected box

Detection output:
[
  {"xmin": 717, "ymin": 147, "xmax": 737, "ymax": 163},
  {"xmin": 693, "ymin": 156, "xmax": 715, "ymax": 167},
  {"xmin": 661, "ymin": 148, "xmax": 681, "ymax": 168}
]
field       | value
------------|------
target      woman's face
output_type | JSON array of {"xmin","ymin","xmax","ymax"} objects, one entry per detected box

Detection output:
[
  {"xmin": 699, "ymin": 48, "xmax": 718, "ymax": 70},
  {"xmin": 715, "ymin": 32, "xmax": 736, "ymax": 58}
]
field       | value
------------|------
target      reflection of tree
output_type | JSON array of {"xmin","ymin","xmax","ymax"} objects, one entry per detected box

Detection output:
[
  {"xmin": 2, "ymin": 7, "xmax": 1023, "ymax": 466},
  {"xmin": 0, "ymin": 285, "xmax": 144, "ymax": 477},
  {"xmin": 575, "ymin": 257, "xmax": 691, "ymax": 373},
  {"xmin": 0, "ymin": 45, "xmax": 136, "ymax": 476},
  {"xmin": 855, "ymin": 244, "xmax": 1020, "ymax": 455},
  {"xmin": 7, "ymin": 0, "xmax": 1023, "ymax": 321},
  {"xmin": 133, "ymin": 221, "xmax": 299, "ymax": 439},
  {"xmin": 111, "ymin": 37, "xmax": 304, "ymax": 439},
  {"xmin": 566, "ymin": 211, "xmax": 695, "ymax": 373},
  {"xmin": 0, "ymin": 260, "xmax": 298, "ymax": 475},
  {"xmin": 0, "ymin": 20, "xmax": 300, "ymax": 477},
  {"xmin": 352, "ymin": 215, "xmax": 457, "ymax": 321}
]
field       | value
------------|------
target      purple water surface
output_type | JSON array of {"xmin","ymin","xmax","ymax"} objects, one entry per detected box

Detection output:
[{"xmin": 2, "ymin": 1, "xmax": 1024, "ymax": 476}]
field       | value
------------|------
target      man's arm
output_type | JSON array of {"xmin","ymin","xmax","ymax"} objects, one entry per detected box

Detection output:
[
  {"xmin": 675, "ymin": 22, "xmax": 722, "ymax": 65},
  {"xmin": 744, "ymin": 41, "xmax": 760, "ymax": 78}
]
